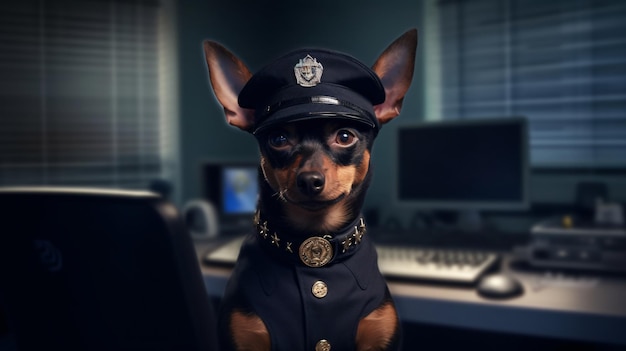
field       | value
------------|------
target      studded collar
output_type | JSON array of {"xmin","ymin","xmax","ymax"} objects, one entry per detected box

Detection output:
[{"xmin": 253, "ymin": 210, "xmax": 367, "ymax": 268}]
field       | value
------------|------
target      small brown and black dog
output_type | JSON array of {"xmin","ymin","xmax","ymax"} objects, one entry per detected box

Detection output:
[{"xmin": 204, "ymin": 29, "xmax": 416, "ymax": 351}]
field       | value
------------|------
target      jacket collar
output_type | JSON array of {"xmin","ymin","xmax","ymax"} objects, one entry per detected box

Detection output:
[{"xmin": 253, "ymin": 210, "xmax": 367, "ymax": 268}]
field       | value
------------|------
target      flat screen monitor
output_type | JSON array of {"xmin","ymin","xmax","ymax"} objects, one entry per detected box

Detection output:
[
  {"xmin": 397, "ymin": 118, "xmax": 529, "ymax": 213},
  {"xmin": 201, "ymin": 161, "xmax": 259, "ymax": 231}
]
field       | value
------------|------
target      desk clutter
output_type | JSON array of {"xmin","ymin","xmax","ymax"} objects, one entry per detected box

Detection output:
[{"xmin": 514, "ymin": 214, "xmax": 626, "ymax": 273}]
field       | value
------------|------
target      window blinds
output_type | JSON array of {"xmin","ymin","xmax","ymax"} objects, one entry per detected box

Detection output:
[
  {"xmin": 438, "ymin": 0, "xmax": 626, "ymax": 168},
  {"xmin": 0, "ymin": 0, "xmax": 162, "ymax": 189}
]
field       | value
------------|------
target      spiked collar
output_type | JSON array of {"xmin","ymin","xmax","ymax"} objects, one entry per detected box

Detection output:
[{"xmin": 253, "ymin": 210, "xmax": 367, "ymax": 268}]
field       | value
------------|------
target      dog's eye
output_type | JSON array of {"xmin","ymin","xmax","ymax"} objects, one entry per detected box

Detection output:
[
  {"xmin": 335, "ymin": 129, "xmax": 357, "ymax": 147},
  {"xmin": 268, "ymin": 132, "xmax": 290, "ymax": 149}
]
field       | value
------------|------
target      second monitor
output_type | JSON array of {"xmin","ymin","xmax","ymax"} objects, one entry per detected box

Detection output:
[{"xmin": 397, "ymin": 117, "xmax": 530, "ymax": 228}]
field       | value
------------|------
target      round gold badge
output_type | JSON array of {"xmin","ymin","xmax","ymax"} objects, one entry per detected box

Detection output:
[{"xmin": 299, "ymin": 236, "xmax": 333, "ymax": 268}]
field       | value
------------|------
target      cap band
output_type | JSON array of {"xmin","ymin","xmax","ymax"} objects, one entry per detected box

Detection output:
[{"xmin": 257, "ymin": 95, "xmax": 377, "ymax": 125}]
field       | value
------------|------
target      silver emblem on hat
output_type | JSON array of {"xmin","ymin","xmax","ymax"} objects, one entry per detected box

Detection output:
[{"xmin": 294, "ymin": 55, "xmax": 323, "ymax": 87}]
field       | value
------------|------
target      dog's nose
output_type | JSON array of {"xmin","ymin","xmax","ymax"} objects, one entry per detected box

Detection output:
[{"xmin": 296, "ymin": 171, "xmax": 325, "ymax": 196}]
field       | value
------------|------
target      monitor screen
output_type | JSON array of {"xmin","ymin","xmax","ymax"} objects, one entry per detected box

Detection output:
[
  {"xmin": 221, "ymin": 167, "xmax": 258, "ymax": 215},
  {"xmin": 397, "ymin": 118, "xmax": 529, "ymax": 211},
  {"xmin": 201, "ymin": 161, "xmax": 259, "ymax": 230}
]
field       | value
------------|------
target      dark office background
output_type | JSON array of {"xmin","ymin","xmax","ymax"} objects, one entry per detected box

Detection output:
[
  {"xmin": 1, "ymin": 0, "xmax": 625, "ymax": 349},
  {"xmin": 1, "ymin": 0, "xmax": 625, "ymax": 231}
]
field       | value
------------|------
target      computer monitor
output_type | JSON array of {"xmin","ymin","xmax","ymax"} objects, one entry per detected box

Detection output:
[
  {"xmin": 0, "ymin": 187, "xmax": 218, "ymax": 350},
  {"xmin": 201, "ymin": 161, "xmax": 259, "ymax": 232},
  {"xmin": 397, "ymin": 118, "xmax": 529, "ymax": 226}
]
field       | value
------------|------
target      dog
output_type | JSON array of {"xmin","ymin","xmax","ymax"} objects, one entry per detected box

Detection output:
[{"xmin": 203, "ymin": 29, "xmax": 417, "ymax": 351}]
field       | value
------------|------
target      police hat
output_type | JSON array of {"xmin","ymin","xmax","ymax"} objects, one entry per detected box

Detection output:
[{"xmin": 238, "ymin": 48, "xmax": 385, "ymax": 135}]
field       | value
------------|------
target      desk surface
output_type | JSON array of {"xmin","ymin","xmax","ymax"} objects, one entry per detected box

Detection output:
[{"xmin": 194, "ymin": 239, "xmax": 626, "ymax": 346}]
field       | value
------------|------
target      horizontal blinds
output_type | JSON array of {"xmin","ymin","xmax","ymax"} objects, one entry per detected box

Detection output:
[
  {"xmin": 438, "ymin": 0, "xmax": 626, "ymax": 167},
  {"xmin": 0, "ymin": 0, "xmax": 163, "ymax": 189}
]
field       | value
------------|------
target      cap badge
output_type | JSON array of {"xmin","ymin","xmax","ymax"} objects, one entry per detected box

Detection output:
[{"xmin": 294, "ymin": 55, "xmax": 323, "ymax": 87}]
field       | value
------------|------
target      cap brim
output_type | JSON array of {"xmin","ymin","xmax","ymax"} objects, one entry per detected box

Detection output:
[
  {"xmin": 250, "ymin": 83, "xmax": 379, "ymax": 134},
  {"xmin": 252, "ymin": 103, "xmax": 377, "ymax": 134}
]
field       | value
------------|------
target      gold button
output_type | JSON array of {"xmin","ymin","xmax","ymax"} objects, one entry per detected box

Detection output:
[
  {"xmin": 311, "ymin": 280, "xmax": 328, "ymax": 298},
  {"xmin": 315, "ymin": 339, "xmax": 331, "ymax": 351}
]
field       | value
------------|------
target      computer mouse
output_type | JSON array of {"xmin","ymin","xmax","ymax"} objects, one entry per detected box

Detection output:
[{"xmin": 477, "ymin": 273, "xmax": 524, "ymax": 299}]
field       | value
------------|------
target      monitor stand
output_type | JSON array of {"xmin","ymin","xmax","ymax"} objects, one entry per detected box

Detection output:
[{"xmin": 455, "ymin": 209, "xmax": 483, "ymax": 232}]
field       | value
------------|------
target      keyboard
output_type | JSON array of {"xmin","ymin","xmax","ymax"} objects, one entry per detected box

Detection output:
[
  {"xmin": 376, "ymin": 245, "xmax": 499, "ymax": 284},
  {"xmin": 203, "ymin": 236, "xmax": 246, "ymax": 266}
]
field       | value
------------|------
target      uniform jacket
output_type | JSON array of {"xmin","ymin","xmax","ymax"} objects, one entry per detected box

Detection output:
[{"xmin": 218, "ymin": 217, "xmax": 396, "ymax": 351}]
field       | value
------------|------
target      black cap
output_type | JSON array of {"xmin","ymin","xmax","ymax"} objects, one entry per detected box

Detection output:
[{"xmin": 238, "ymin": 48, "xmax": 385, "ymax": 135}]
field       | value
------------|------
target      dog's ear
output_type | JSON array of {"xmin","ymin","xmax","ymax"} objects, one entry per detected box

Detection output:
[
  {"xmin": 372, "ymin": 29, "xmax": 418, "ymax": 125},
  {"xmin": 203, "ymin": 41, "xmax": 255, "ymax": 131}
]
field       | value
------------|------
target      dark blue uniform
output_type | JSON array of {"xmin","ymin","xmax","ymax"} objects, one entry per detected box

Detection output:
[{"xmin": 218, "ymin": 217, "xmax": 396, "ymax": 351}]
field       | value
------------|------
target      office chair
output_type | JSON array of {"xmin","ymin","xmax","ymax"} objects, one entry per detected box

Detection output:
[{"xmin": 0, "ymin": 187, "xmax": 218, "ymax": 350}]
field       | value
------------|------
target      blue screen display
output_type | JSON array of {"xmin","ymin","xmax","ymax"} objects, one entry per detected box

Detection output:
[{"xmin": 222, "ymin": 167, "xmax": 257, "ymax": 214}]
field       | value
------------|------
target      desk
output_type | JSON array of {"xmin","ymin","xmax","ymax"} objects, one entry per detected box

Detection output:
[{"xmin": 193, "ymin": 239, "xmax": 626, "ymax": 347}]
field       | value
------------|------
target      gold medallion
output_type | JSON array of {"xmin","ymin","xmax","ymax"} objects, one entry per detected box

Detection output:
[{"xmin": 299, "ymin": 236, "xmax": 333, "ymax": 267}]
